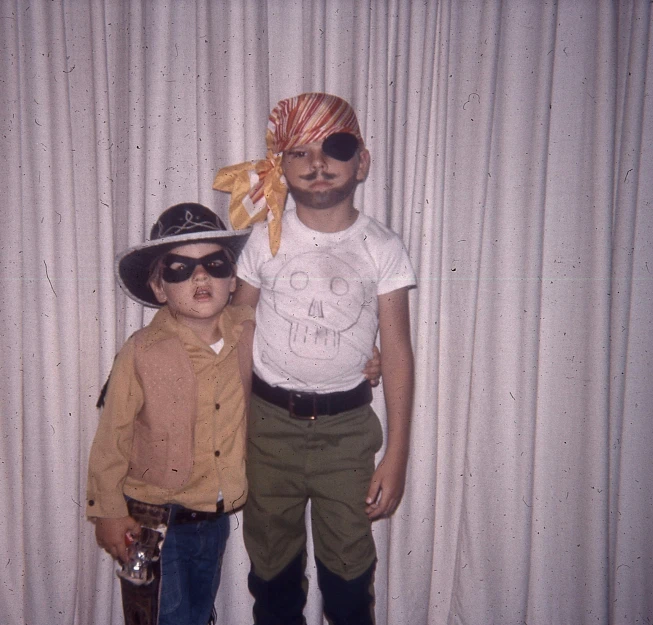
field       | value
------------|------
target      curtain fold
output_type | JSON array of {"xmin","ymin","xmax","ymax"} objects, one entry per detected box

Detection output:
[
  {"xmin": 1, "ymin": 1, "xmax": 651, "ymax": 624},
  {"xmin": 609, "ymin": 3, "xmax": 653, "ymax": 623}
]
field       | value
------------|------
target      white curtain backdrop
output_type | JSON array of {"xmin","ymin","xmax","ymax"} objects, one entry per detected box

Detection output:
[{"xmin": 1, "ymin": 1, "xmax": 651, "ymax": 623}]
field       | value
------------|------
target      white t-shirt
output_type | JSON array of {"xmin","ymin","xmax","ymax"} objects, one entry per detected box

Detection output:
[
  {"xmin": 210, "ymin": 338, "xmax": 224, "ymax": 354},
  {"xmin": 238, "ymin": 209, "xmax": 416, "ymax": 393}
]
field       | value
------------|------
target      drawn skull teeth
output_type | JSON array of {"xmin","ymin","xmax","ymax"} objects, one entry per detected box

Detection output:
[{"xmin": 290, "ymin": 321, "xmax": 340, "ymax": 353}]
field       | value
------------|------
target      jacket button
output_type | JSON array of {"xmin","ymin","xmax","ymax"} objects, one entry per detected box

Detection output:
[
  {"xmin": 214, "ymin": 450, "xmax": 220, "ymax": 457},
  {"xmin": 88, "ymin": 500, "xmax": 95, "ymax": 506}
]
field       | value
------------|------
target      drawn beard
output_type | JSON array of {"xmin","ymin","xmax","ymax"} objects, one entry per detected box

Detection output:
[{"xmin": 286, "ymin": 171, "xmax": 359, "ymax": 210}]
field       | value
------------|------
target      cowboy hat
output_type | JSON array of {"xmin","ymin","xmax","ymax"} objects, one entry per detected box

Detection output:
[{"xmin": 116, "ymin": 202, "xmax": 251, "ymax": 307}]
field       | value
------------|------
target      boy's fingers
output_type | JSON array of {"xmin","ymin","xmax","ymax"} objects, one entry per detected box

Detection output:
[
  {"xmin": 366, "ymin": 479, "xmax": 380, "ymax": 506},
  {"xmin": 118, "ymin": 544, "xmax": 130, "ymax": 563},
  {"xmin": 363, "ymin": 345, "xmax": 382, "ymax": 386},
  {"xmin": 367, "ymin": 486, "xmax": 402, "ymax": 519},
  {"xmin": 127, "ymin": 517, "xmax": 141, "ymax": 536},
  {"xmin": 366, "ymin": 478, "xmax": 384, "ymax": 518},
  {"xmin": 96, "ymin": 516, "xmax": 141, "ymax": 562}
]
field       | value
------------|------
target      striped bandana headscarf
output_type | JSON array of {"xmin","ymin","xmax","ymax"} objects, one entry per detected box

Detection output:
[{"xmin": 213, "ymin": 93, "xmax": 364, "ymax": 255}]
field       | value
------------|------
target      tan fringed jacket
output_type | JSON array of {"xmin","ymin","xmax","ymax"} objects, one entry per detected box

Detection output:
[{"xmin": 86, "ymin": 304, "xmax": 254, "ymax": 519}]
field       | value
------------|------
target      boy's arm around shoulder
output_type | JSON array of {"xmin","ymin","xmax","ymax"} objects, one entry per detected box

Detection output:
[
  {"xmin": 229, "ymin": 297, "xmax": 256, "ymax": 401},
  {"xmin": 366, "ymin": 286, "xmax": 414, "ymax": 520},
  {"xmin": 231, "ymin": 277, "xmax": 261, "ymax": 309}
]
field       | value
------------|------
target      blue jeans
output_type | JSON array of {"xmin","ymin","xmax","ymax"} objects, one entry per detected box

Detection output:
[{"xmin": 158, "ymin": 508, "xmax": 230, "ymax": 625}]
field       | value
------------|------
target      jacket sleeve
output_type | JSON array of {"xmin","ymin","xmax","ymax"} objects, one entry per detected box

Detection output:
[{"xmin": 86, "ymin": 339, "xmax": 144, "ymax": 518}]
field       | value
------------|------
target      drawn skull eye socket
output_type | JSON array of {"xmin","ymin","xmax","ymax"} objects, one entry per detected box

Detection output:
[
  {"xmin": 290, "ymin": 271, "xmax": 309, "ymax": 291},
  {"xmin": 331, "ymin": 277, "xmax": 348, "ymax": 296}
]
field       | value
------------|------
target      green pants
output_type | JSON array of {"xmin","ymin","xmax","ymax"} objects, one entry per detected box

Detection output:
[{"xmin": 243, "ymin": 394, "xmax": 383, "ymax": 581}]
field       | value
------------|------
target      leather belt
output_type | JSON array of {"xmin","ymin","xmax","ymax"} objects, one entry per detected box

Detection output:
[
  {"xmin": 252, "ymin": 374, "xmax": 372, "ymax": 420},
  {"xmin": 169, "ymin": 500, "xmax": 225, "ymax": 525},
  {"xmin": 126, "ymin": 498, "xmax": 224, "ymax": 526}
]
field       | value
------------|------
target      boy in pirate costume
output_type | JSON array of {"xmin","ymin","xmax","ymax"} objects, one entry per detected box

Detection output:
[
  {"xmin": 86, "ymin": 203, "xmax": 253, "ymax": 625},
  {"xmin": 214, "ymin": 93, "xmax": 416, "ymax": 625}
]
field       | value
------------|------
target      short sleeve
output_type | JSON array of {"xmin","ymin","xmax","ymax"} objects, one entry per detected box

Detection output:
[{"xmin": 376, "ymin": 232, "xmax": 416, "ymax": 296}]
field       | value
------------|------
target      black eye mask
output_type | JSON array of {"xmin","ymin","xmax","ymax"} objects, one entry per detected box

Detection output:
[
  {"xmin": 322, "ymin": 132, "xmax": 359, "ymax": 161},
  {"xmin": 161, "ymin": 250, "xmax": 233, "ymax": 283}
]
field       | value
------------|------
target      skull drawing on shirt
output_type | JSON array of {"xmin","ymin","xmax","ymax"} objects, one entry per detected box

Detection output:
[{"xmin": 273, "ymin": 251, "xmax": 365, "ymax": 360}]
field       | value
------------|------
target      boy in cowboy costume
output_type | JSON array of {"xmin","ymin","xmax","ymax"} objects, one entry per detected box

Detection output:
[
  {"xmin": 86, "ymin": 202, "xmax": 253, "ymax": 625},
  {"xmin": 214, "ymin": 93, "xmax": 415, "ymax": 625}
]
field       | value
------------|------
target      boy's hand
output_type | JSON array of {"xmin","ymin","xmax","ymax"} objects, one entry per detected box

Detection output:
[
  {"xmin": 95, "ymin": 516, "xmax": 141, "ymax": 563},
  {"xmin": 365, "ymin": 453, "xmax": 407, "ymax": 520},
  {"xmin": 363, "ymin": 346, "xmax": 382, "ymax": 387}
]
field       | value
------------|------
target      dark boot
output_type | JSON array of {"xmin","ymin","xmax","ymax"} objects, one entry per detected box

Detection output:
[
  {"xmin": 316, "ymin": 559, "xmax": 376, "ymax": 625},
  {"xmin": 248, "ymin": 552, "xmax": 307, "ymax": 625}
]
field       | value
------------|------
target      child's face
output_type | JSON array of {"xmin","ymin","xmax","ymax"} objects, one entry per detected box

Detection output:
[
  {"xmin": 150, "ymin": 242, "xmax": 236, "ymax": 325},
  {"xmin": 281, "ymin": 140, "xmax": 370, "ymax": 210}
]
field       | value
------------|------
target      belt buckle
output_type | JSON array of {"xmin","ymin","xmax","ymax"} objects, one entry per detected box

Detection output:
[{"xmin": 289, "ymin": 391, "xmax": 317, "ymax": 420}]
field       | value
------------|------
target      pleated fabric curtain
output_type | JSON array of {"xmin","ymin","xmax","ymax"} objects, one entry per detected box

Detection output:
[{"xmin": 0, "ymin": 1, "xmax": 651, "ymax": 624}]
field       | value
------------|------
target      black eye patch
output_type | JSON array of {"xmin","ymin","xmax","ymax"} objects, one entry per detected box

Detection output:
[
  {"xmin": 161, "ymin": 250, "xmax": 233, "ymax": 283},
  {"xmin": 322, "ymin": 132, "xmax": 359, "ymax": 161}
]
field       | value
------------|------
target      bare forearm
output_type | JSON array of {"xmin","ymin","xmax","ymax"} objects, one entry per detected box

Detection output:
[
  {"xmin": 365, "ymin": 287, "xmax": 414, "ymax": 519},
  {"xmin": 378, "ymin": 287, "xmax": 414, "ymax": 461},
  {"xmin": 381, "ymin": 345, "xmax": 413, "ymax": 465}
]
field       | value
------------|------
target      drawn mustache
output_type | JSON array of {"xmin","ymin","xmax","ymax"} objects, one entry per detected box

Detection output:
[{"xmin": 299, "ymin": 171, "xmax": 337, "ymax": 182}]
